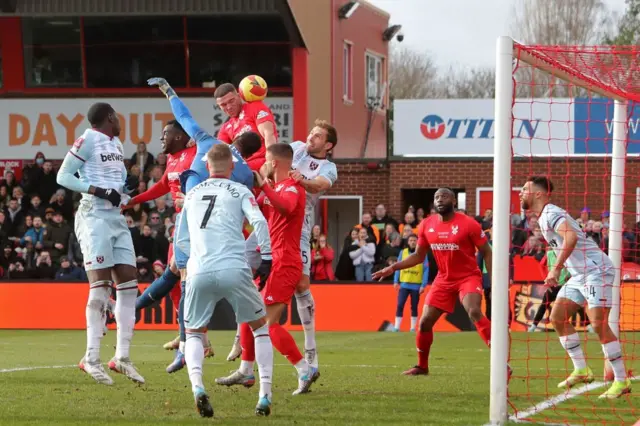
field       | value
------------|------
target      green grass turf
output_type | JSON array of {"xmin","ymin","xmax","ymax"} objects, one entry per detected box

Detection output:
[{"xmin": 0, "ymin": 330, "xmax": 638, "ymax": 425}]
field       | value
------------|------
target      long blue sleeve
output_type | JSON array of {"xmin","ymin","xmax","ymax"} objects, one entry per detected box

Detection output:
[
  {"xmin": 169, "ymin": 96, "xmax": 208, "ymax": 143},
  {"xmin": 421, "ymin": 257, "xmax": 429, "ymax": 288},
  {"xmin": 393, "ymin": 250, "xmax": 403, "ymax": 283}
]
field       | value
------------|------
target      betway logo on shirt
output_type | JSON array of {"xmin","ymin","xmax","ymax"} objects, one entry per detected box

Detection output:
[
  {"xmin": 100, "ymin": 153, "xmax": 124, "ymax": 162},
  {"xmin": 419, "ymin": 114, "xmax": 540, "ymax": 140},
  {"xmin": 430, "ymin": 243, "xmax": 460, "ymax": 251}
]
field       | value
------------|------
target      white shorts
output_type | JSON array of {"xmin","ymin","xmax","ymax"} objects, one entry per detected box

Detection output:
[
  {"xmin": 244, "ymin": 232, "xmax": 262, "ymax": 271},
  {"xmin": 75, "ymin": 207, "xmax": 136, "ymax": 271},
  {"xmin": 557, "ymin": 269, "xmax": 615, "ymax": 309},
  {"xmin": 184, "ymin": 268, "xmax": 266, "ymax": 329},
  {"xmin": 300, "ymin": 235, "xmax": 311, "ymax": 276}
]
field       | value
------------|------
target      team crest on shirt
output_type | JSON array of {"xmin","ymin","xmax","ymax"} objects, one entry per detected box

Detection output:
[
  {"xmin": 309, "ymin": 161, "xmax": 318, "ymax": 171},
  {"xmin": 96, "ymin": 256, "xmax": 104, "ymax": 264},
  {"xmin": 452, "ymin": 225, "xmax": 459, "ymax": 235},
  {"xmin": 239, "ymin": 111, "xmax": 245, "ymax": 120},
  {"xmin": 275, "ymin": 184, "xmax": 284, "ymax": 192},
  {"xmin": 179, "ymin": 152, "xmax": 187, "ymax": 162}
]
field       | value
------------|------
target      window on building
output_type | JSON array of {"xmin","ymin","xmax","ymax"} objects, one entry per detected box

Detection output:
[
  {"xmin": 365, "ymin": 52, "xmax": 385, "ymax": 107},
  {"xmin": 186, "ymin": 16, "xmax": 291, "ymax": 88},
  {"xmin": 22, "ymin": 18, "xmax": 83, "ymax": 87},
  {"xmin": 83, "ymin": 17, "xmax": 185, "ymax": 88},
  {"xmin": 343, "ymin": 42, "xmax": 352, "ymax": 101}
]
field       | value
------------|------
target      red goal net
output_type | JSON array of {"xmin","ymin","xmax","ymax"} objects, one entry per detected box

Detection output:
[{"xmin": 491, "ymin": 39, "xmax": 640, "ymax": 425}]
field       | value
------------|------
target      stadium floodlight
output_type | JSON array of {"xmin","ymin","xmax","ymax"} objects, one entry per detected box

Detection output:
[
  {"xmin": 338, "ymin": 1, "xmax": 360, "ymax": 19},
  {"xmin": 490, "ymin": 36, "xmax": 635, "ymax": 425},
  {"xmin": 382, "ymin": 25, "xmax": 402, "ymax": 42}
]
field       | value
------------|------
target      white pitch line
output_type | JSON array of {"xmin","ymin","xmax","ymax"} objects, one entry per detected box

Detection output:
[
  {"xmin": 509, "ymin": 375, "xmax": 638, "ymax": 424},
  {"xmin": 0, "ymin": 364, "xmax": 76, "ymax": 373}
]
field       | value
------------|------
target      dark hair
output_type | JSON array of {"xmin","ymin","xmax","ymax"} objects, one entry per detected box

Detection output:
[
  {"xmin": 87, "ymin": 102, "xmax": 115, "ymax": 126},
  {"xmin": 9, "ymin": 197, "xmax": 17, "ymax": 203},
  {"xmin": 233, "ymin": 132, "xmax": 262, "ymax": 159},
  {"xmin": 408, "ymin": 233, "xmax": 418, "ymax": 240},
  {"xmin": 214, "ymin": 83, "xmax": 237, "ymax": 99},
  {"xmin": 167, "ymin": 119, "xmax": 187, "ymax": 136},
  {"xmin": 267, "ymin": 143, "xmax": 293, "ymax": 160},
  {"xmin": 315, "ymin": 119, "xmax": 338, "ymax": 149},
  {"xmin": 528, "ymin": 176, "xmax": 554, "ymax": 193},
  {"xmin": 33, "ymin": 216, "xmax": 42, "ymax": 221}
]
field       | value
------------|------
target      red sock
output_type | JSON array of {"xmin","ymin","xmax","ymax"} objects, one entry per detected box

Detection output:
[
  {"xmin": 240, "ymin": 322, "xmax": 255, "ymax": 362},
  {"xmin": 269, "ymin": 323, "xmax": 303, "ymax": 365},
  {"xmin": 416, "ymin": 330, "xmax": 433, "ymax": 370},
  {"xmin": 170, "ymin": 283, "xmax": 181, "ymax": 315},
  {"xmin": 475, "ymin": 316, "xmax": 491, "ymax": 347}
]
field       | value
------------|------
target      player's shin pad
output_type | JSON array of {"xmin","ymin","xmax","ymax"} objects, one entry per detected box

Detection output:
[{"xmin": 86, "ymin": 281, "xmax": 112, "ymax": 363}]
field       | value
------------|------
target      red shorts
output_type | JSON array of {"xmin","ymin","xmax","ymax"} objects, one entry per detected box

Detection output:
[
  {"xmin": 263, "ymin": 264, "xmax": 301, "ymax": 305},
  {"xmin": 425, "ymin": 276, "xmax": 483, "ymax": 314}
]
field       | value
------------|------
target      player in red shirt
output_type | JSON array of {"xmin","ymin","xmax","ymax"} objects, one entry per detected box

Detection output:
[
  {"xmin": 373, "ymin": 188, "xmax": 494, "ymax": 376},
  {"xmin": 214, "ymin": 83, "xmax": 277, "ymax": 171},
  {"xmin": 216, "ymin": 143, "xmax": 319, "ymax": 395}
]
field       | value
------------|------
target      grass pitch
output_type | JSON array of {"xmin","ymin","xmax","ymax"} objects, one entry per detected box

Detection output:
[{"xmin": 0, "ymin": 330, "xmax": 638, "ymax": 425}]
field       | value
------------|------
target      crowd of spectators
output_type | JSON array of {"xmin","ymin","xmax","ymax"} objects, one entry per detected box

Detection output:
[
  {"xmin": 2, "ymin": 149, "xmax": 637, "ymax": 283},
  {"xmin": 0, "ymin": 144, "xmax": 174, "ymax": 281}
]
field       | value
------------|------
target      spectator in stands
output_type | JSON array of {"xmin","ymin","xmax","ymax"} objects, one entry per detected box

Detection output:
[
  {"xmin": 0, "ymin": 211, "xmax": 7, "ymax": 248},
  {"xmin": 4, "ymin": 198, "xmax": 24, "ymax": 238},
  {"xmin": 137, "ymin": 264, "xmax": 154, "ymax": 282},
  {"xmin": 151, "ymin": 197, "xmax": 174, "ymax": 222},
  {"xmin": 601, "ymin": 211, "xmax": 610, "ymax": 229},
  {"xmin": 511, "ymin": 214, "xmax": 528, "ymax": 253},
  {"xmin": 147, "ymin": 165, "xmax": 164, "ymax": 187},
  {"xmin": 12, "ymin": 186, "xmax": 28, "ymax": 211},
  {"xmin": 26, "ymin": 195, "xmax": 46, "ymax": 219},
  {"xmin": 371, "ymin": 204, "xmax": 398, "ymax": 234},
  {"xmin": 129, "ymin": 203, "xmax": 147, "ymax": 227},
  {"xmin": 7, "ymin": 259, "xmax": 29, "ymax": 279},
  {"xmin": 0, "ymin": 185, "xmax": 9, "ymax": 209},
  {"xmin": 335, "ymin": 228, "xmax": 359, "ymax": 280},
  {"xmin": 15, "ymin": 214, "xmax": 32, "ymax": 239},
  {"xmin": 21, "ymin": 215, "xmax": 45, "ymax": 249},
  {"xmin": 590, "ymin": 221, "xmax": 603, "ymax": 246},
  {"xmin": 33, "ymin": 250, "xmax": 55, "ymax": 279},
  {"xmin": 522, "ymin": 236, "xmax": 545, "ymax": 261},
  {"xmin": 21, "ymin": 151, "xmax": 46, "ymax": 196},
  {"xmin": 55, "ymin": 255, "xmax": 86, "ymax": 281},
  {"xmin": 67, "ymin": 232, "xmax": 83, "ymax": 267},
  {"xmin": 350, "ymin": 228, "xmax": 376, "ymax": 282},
  {"xmin": 576, "ymin": 207, "xmax": 591, "ymax": 230},
  {"xmin": 131, "ymin": 142, "xmax": 155, "ymax": 177},
  {"xmin": 43, "ymin": 211, "xmax": 72, "ymax": 264},
  {"xmin": 155, "ymin": 152, "xmax": 167, "ymax": 170},
  {"xmin": 400, "ymin": 224, "xmax": 414, "ymax": 249},
  {"xmin": 311, "ymin": 234, "xmax": 335, "ymax": 281},
  {"xmin": 392, "ymin": 234, "xmax": 428, "ymax": 332},
  {"xmin": 381, "ymin": 223, "xmax": 401, "ymax": 261},
  {"xmin": 43, "ymin": 207, "xmax": 55, "ymax": 227},
  {"xmin": 152, "ymin": 260, "xmax": 165, "ymax": 280},
  {"xmin": 3, "ymin": 171, "xmax": 18, "ymax": 196},
  {"xmin": 310, "ymin": 225, "xmax": 321, "ymax": 251},
  {"xmin": 416, "ymin": 207, "xmax": 425, "ymax": 224},
  {"xmin": 49, "ymin": 189, "xmax": 73, "ymax": 223},
  {"xmin": 147, "ymin": 211, "xmax": 164, "ymax": 235},
  {"xmin": 355, "ymin": 212, "xmax": 380, "ymax": 245},
  {"xmin": 1, "ymin": 243, "xmax": 17, "ymax": 274},
  {"xmin": 398, "ymin": 211, "xmax": 417, "ymax": 235},
  {"xmin": 135, "ymin": 224, "xmax": 157, "ymax": 268},
  {"xmin": 482, "ymin": 209, "xmax": 493, "ymax": 229},
  {"xmin": 39, "ymin": 161, "xmax": 59, "ymax": 204}
]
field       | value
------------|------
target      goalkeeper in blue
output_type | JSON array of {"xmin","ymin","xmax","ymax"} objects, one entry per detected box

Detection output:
[{"xmin": 140, "ymin": 77, "xmax": 257, "ymax": 373}]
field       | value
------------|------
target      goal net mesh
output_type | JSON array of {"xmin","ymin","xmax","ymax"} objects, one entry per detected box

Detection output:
[{"xmin": 506, "ymin": 43, "xmax": 640, "ymax": 425}]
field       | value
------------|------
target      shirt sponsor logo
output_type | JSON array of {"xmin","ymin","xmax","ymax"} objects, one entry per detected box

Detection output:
[
  {"xmin": 257, "ymin": 110, "xmax": 269, "ymax": 120},
  {"xmin": 100, "ymin": 153, "xmax": 124, "ymax": 162},
  {"xmin": 431, "ymin": 243, "xmax": 460, "ymax": 251},
  {"xmin": 452, "ymin": 225, "xmax": 459, "ymax": 235}
]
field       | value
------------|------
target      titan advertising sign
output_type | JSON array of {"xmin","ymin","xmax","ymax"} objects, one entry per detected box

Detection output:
[
  {"xmin": 0, "ymin": 97, "xmax": 293, "ymax": 159},
  {"xmin": 393, "ymin": 98, "xmax": 640, "ymax": 157}
]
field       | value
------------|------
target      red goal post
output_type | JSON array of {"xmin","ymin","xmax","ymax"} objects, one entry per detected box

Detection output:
[{"xmin": 490, "ymin": 36, "xmax": 638, "ymax": 425}]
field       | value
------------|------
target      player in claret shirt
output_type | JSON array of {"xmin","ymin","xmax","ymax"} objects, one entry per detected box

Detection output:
[
  {"xmin": 373, "ymin": 188, "xmax": 494, "ymax": 376},
  {"xmin": 214, "ymin": 83, "xmax": 278, "ymax": 171}
]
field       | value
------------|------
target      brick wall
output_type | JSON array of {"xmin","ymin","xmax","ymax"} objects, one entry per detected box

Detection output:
[{"xmin": 331, "ymin": 158, "xmax": 640, "ymax": 227}]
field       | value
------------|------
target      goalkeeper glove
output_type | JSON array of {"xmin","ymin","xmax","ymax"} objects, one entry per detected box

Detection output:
[
  {"xmin": 254, "ymin": 258, "xmax": 272, "ymax": 292},
  {"xmin": 147, "ymin": 77, "xmax": 176, "ymax": 99},
  {"xmin": 93, "ymin": 187, "xmax": 122, "ymax": 207}
]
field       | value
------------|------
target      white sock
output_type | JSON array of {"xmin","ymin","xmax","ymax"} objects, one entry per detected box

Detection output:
[
  {"xmin": 559, "ymin": 333, "xmax": 587, "ymax": 370},
  {"xmin": 252, "ymin": 324, "xmax": 273, "ymax": 399},
  {"xmin": 85, "ymin": 282, "xmax": 111, "ymax": 363},
  {"xmin": 236, "ymin": 324, "xmax": 241, "ymax": 339},
  {"xmin": 114, "ymin": 280, "xmax": 138, "ymax": 360},
  {"xmin": 239, "ymin": 360, "xmax": 254, "ymax": 376},
  {"xmin": 185, "ymin": 332, "xmax": 205, "ymax": 392},
  {"xmin": 602, "ymin": 340, "xmax": 627, "ymax": 381},
  {"xmin": 410, "ymin": 317, "xmax": 418, "ymax": 330},
  {"xmin": 394, "ymin": 317, "xmax": 402, "ymax": 330},
  {"xmin": 294, "ymin": 359, "xmax": 310, "ymax": 377},
  {"xmin": 179, "ymin": 341, "xmax": 185, "ymax": 353},
  {"xmin": 295, "ymin": 290, "xmax": 316, "ymax": 351}
]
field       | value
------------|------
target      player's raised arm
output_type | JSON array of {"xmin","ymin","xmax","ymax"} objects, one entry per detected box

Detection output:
[
  {"xmin": 290, "ymin": 159, "xmax": 337, "ymax": 194},
  {"xmin": 57, "ymin": 136, "xmax": 122, "ymax": 207},
  {"xmin": 147, "ymin": 77, "xmax": 208, "ymax": 144}
]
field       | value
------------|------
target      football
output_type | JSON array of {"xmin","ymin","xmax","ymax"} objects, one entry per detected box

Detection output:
[{"xmin": 238, "ymin": 74, "xmax": 268, "ymax": 102}]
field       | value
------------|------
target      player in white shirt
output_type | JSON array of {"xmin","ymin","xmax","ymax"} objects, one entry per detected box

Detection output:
[
  {"xmin": 57, "ymin": 102, "xmax": 144, "ymax": 386},
  {"xmin": 225, "ymin": 120, "xmax": 338, "ymax": 371},
  {"xmin": 520, "ymin": 176, "xmax": 631, "ymax": 399},
  {"xmin": 175, "ymin": 144, "xmax": 275, "ymax": 417}
]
